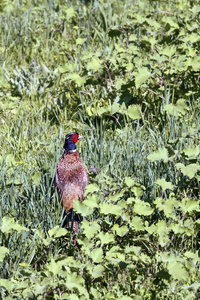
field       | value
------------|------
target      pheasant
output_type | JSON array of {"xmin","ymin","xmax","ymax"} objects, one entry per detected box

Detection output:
[{"xmin": 55, "ymin": 132, "xmax": 89, "ymax": 232}]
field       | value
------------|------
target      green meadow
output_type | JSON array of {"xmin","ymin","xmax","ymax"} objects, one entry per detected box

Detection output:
[{"xmin": 0, "ymin": 0, "xmax": 199, "ymax": 298}]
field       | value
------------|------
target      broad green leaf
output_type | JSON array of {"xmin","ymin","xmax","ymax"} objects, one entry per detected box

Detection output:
[
  {"xmin": 90, "ymin": 248, "xmax": 103, "ymax": 263},
  {"xmin": 179, "ymin": 198, "xmax": 200, "ymax": 213},
  {"xmin": 46, "ymin": 258, "xmax": 61, "ymax": 275},
  {"xmin": 156, "ymin": 178, "xmax": 175, "ymax": 191},
  {"xmin": 97, "ymin": 232, "xmax": 115, "ymax": 245},
  {"xmin": 76, "ymin": 38, "xmax": 87, "ymax": 45},
  {"xmin": 155, "ymin": 197, "xmax": 176, "ymax": 217},
  {"xmin": 54, "ymin": 228, "xmax": 68, "ymax": 238},
  {"xmin": 66, "ymin": 7, "xmax": 76, "ymax": 19},
  {"xmin": 125, "ymin": 177, "xmax": 135, "ymax": 187},
  {"xmin": 109, "ymin": 191, "xmax": 124, "ymax": 201},
  {"xmin": 85, "ymin": 184, "xmax": 99, "ymax": 194},
  {"xmin": 164, "ymin": 99, "xmax": 188, "ymax": 116},
  {"xmin": 100, "ymin": 203, "xmax": 122, "ymax": 215},
  {"xmin": 0, "ymin": 279, "xmax": 15, "ymax": 292},
  {"xmin": 66, "ymin": 295, "xmax": 79, "ymax": 300},
  {"xmin": 131, "ymin": 216, "xmax": 144, "ymax": 230},
  {"xmin": 58, "ymin": 63, "xmax": 76, "ymax": 73},
  {"xmin": 73, "ymin": 200, "xmax": 94, "ymax": 217},
  {"xmin": 113, "ymin": 224, "xmax": 129, "ymax": 237},
  {"xmin": 167, "ymin": 261, "xmax": 188, "ymax": 280},
  {"xmin": 183, "ymin": 145, "xmax": 200, "ymax": 158},
  {"xmin": 175, "ymin": 163, "xmax": 200, "ymax": 179},
  {"xmin": 186, "ymin": 55, "xmax": 200, "ymax": 71},
  {"xmin": 127, "ymin": 197, "xmax": 135, "ymax": 204},
  {"xmin": 147, "ymin": 148, "xmax": 169, "ymax": 162},
  {"xmin": 87, "ymin": 57, "xmax": 102, "ymax": 72},
  {"xmin": 134, "ymin": 202, "xmax": 154, "ymax": 216},
  {"xmin": 0, "ymin": 246, "xmax": 9, "ymax": 262},
  {"xmin": 184, "ymin": 251, "xmax": 199, "ymax": 264},
  {"xmin": 135, "ymin": 67, "xmax": 151, "ymax": 88},
  {"xmin": 64, "ymin": 74, "xmax": 86, "ymax": 87},
  {"xmin": 88, "ymin": 265, "xmax": 104, "ymax": 278},
  {"xmin": 126, "ymin": 105, "xmax": 141, "ymax": 120},
  {"xmin": 82, "ymin": 221, "xmax": 100, "ymax": 239},
  {"xmin": 106, "ymin": 248, "xmax": 125, "ymax": 264},
  {"xmin": 160, "ymin": 45, "xmax": 176, "ymax": 58},
  {"xmin": 65, "ymin": 272, "xmax": 88, "ymax": 296},
  {"xmin": 70, "ymin": 74, "xmax": 86, "ymax": 87},
  {"xmin": 48, "ymin": 225, "xmax": 59, "ymax": 237},
  {"xmin": 0, "ymin": 217, "xmax": 28, "ymax": 233},
  {"xmin": 146, "ymin": 224, "xmax": 157, "ymax": 234},
  {"xmin": 131, "ymin": 186, "xmax": 143, "ymax": 197},
  {"xmin": 83, "ymin": 199, "xmax": 98, "ymax": 208},
  {"xmin": 125, "ymin": 245, "xmax": 141, "ymax": 255}
]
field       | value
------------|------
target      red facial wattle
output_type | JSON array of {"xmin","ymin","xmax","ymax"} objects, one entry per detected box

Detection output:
[{"xmin": 71, "ymin": 134, "xmax": 79, "ymax": 143}]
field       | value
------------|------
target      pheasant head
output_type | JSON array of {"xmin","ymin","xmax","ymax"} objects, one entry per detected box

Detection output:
[{"xmin": 63, "ymin": 132, "xmax": 83, "ymax": 152}]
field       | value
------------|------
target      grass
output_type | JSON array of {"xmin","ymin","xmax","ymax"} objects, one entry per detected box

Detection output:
[{"xmin": 0, "ymin": 0, "xmax": 199, "ymax": 298}]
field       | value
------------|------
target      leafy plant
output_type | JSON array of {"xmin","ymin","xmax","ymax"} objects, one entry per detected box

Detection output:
[{"xmin": 0, "ymin": 0, "xmax": 199, "ymax": 298}]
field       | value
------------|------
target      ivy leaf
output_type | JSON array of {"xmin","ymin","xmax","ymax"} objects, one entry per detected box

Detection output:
[
  {"xmin": 46, "ymin": 258, "xmax": 61, "ymax": 275},
  {"xmin": 164, "ymin": 99, "xmax": 188, "ymax": 116},
  {"xmin": 76, "ymin": 38, "xmax": 87, "ymax": 45},
  {"xmin": 65, "ymin": 272, "xmax": 88, "ymax": 296},
  {"xmin": 175, "ymin": 163, "xmax": 200, "ymax": 179},
  {"xmin": 125, "ymin": 177, "xmax": 135, "ymax": 187},
  {"xmin": 88, "ymin": 265, "xmax": 104, "ymax": 278},
  {"xmin": 85, "ymin": 184, "xmax": 99, "ymax": 194},
  {"xmin": 131, "ymin": 186, "xmax": 143, "ymax": 197},
  {"xmin": 0, "ymin": 247, "xmax": 9, "ymax": 262},
  {"xmin": 97, "ymin": 232, "xmax": 115, "ymax": 245},
  {"xmin": 135, "ymin": 67, "xmax": 151, "ymax": 88},
  {"xmin": 87, "ymin": 57, "xmax": 102, "ymax": 72},
  {"xmin": 73, "ymin": 200, "xmax": 94, "ymax": 217},
  {"xmin": 48, "ymin": 225, "xmax": 59, "ymax": 237},
  {"xmin": 100, "ymin": 203, "xmax": 122, "ymax": 215},
  {"xmin": 156, "ymin": 178, "xmax": 175, "ymax": 191},
  {"xmin": 70, "ymin": 74, "xmax": 86, "ymax": 87},
  {"xmin": 126, "ymin": 105, "xmax": 141, "ymax": 120},
  {"xmin": 58, "ymin": 64, "xmax": 76, "ymax": 73},
  {"xmin": 183, "ymin": 146, "xmax": 200, "ymax": 159},
  {"xmin": 0, "ymin": 279, "xmax": 15, "ymax": 292},
  {"xmin": 134, "ymin": 202, "xmax": 154, "ymax": 216},
  {"xmin": 64, "ymin": 74, "xmax": 86, "ymax": 87},
  {"xmin": 66, "ymin": 7, "xmax": 76, "ymax": 20},
  {"xmin": 160, "ymin": 45, "xmax": 176, "ymax": 58},
  {"xmin": 147, "ymin": 148, "xmax": 169, "ymax": 162},
  {"xmin": 54, "ymin": 228, "xmax": 68, "ymax": 238},
  {"xmin": 179, "ymin": 198, "xmax": 200, "ymax": 213},
  {"xmin": 167, "ymin": 261, "xmax": 188, "ymax": 280},
  {"xmin": 130, "ymin": 216, "xmax": 144, "ymax": 230},
  {"xmin": 82, "ymin": 221, "xmax": 100, "ymax": 239},
  {"xmin": 0, "ymin": 217, "xmax": 28, "ymax": 233},
  {"xmin": 113, "ymin": 224, "xmax": 129, "ymax": 237},
  {"xmin": 90, "ymin": 248, "xmax": 103, "ymax": 263}
]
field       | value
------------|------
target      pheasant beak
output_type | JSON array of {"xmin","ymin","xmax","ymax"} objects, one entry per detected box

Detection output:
[{"xmin": 78, "ymin": 135, "xmax": 84, "ymax": 139}]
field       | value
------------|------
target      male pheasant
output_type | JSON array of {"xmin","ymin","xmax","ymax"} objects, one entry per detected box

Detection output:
[{"xmin": 55, "ymin": 132, "xmax": 89, "ymax": 232}]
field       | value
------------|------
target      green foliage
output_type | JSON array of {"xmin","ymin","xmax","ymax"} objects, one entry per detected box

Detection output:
[{"xmin": 0, "ymin": 0, "xmax": 200, "ymax": 298}]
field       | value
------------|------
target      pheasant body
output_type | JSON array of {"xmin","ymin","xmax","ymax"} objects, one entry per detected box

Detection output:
[{"xmin": 55, "ymin": 133, "xmax": 89, "ymax": 231}]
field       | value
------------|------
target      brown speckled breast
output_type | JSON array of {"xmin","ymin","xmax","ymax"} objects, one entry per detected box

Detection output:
[{"xmin": 55, "ymin": 150, "xmax": 89, "ymax": 211}]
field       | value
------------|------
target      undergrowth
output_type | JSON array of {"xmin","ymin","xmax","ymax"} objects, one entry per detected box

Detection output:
[{"xmin": 0, "ymin": 0, "xmax": 199, "ymax": 299}]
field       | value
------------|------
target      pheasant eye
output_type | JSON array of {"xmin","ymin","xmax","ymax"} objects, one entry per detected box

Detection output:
[{"xmin": 71, "ymin": 134, "xmax": 79, "ymax": 143}]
